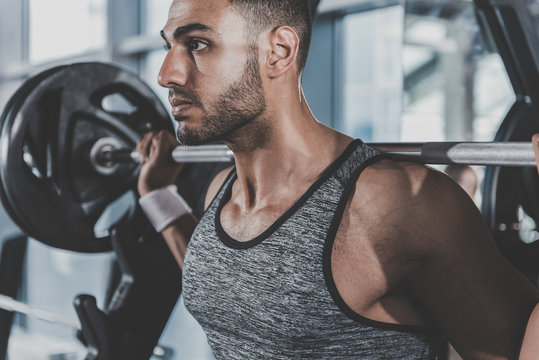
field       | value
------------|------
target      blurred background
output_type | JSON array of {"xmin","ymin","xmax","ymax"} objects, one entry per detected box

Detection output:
[{"xmin": 0, "ymin": 0, "xmax": 521, "ymax": 359}]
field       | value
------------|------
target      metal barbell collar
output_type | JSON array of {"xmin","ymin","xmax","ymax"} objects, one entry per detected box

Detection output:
[{"xmin": 91, "ymin": 138, "xmax": 536, "ymax": 175}]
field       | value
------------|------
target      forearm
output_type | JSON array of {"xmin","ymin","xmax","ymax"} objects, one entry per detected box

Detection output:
[
  {"xmin": 161, "ymin": 213, "xmax": 198, "ymax": 270},
  {"xmin": 519, "ymin": 301, "xmax": 539, "ymax": 360}
]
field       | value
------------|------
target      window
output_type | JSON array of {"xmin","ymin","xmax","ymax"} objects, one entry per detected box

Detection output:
[
  {"xmin": 473, "ymin": 54, "xmax": 515, "ymax": 141},
  {"xmin": 303, "ymin": 4, "xmax": 404, "ymax": 141},
  {"xmin": 402, "ymin": 5, "xmax": 514, "ymax": 142},
  {"xmin": 29, "ymin": 0, "xmax": 107, "ymax": 63},
  {"xmin": 340, "ymin": 6, "xmax": 404, "ymax": 141},
  {"xmin": 141, "ymin": 49, "xmax": 169, "ymax": 107},
  {"xmin": 144, "ymin": 0, "xmax": 171, "ymax": 35}
]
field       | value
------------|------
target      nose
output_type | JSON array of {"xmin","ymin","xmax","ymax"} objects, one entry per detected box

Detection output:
[{"xmin": 158, "ymin": 48, "xmax": 189, "ymax": 89}]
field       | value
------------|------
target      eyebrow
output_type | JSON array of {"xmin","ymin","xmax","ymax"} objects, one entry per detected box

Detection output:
[{"xmin": 160, "ymin": 23, "xmax": 216, "ymax": 42}]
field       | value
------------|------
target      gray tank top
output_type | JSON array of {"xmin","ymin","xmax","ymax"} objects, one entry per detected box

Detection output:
[{"xmin": 183, "ymin": 140, "xmax": 445, "ymax": 359}]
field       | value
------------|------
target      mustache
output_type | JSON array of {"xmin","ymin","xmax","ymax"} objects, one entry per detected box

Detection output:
[{"xmin": 168, "ymin": 88, "xmax": 203, "ymax": 108}]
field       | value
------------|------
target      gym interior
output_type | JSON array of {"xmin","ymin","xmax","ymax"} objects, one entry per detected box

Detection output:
[{"xmin": 0, "ymin": 0, "xmax": 536, "ymax": 359}]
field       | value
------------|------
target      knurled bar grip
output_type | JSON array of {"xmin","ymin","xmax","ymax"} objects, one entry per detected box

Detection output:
[
  {"xmin": 129, "ymin": 144, "xmax": 234, "ymax": 163},
  {"xmin": 373, "ymin": 142, "xmax": 535, "ymax": 167},
  {"xmin": 127, "ymin": 142, "xmax": 536, "ymax": 167}
]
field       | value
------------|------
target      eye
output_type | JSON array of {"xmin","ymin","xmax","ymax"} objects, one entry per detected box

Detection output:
[{"xmin": 189, "ymin": 39, "xmax": 209, "ymax": 52}]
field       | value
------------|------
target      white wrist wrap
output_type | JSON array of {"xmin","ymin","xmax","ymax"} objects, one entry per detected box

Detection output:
[{"xmin": 138, "ymin": 185, "xmax": 192, "ymax": 232}]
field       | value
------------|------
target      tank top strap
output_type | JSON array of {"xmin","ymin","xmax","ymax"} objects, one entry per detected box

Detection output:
[
  {"xmin": 204, "ymin": 167, "xmax": 237, "ymax": 215},
  {"xmin": 332, "ymin": 140, "xmax": 384, "ymax": 187}
]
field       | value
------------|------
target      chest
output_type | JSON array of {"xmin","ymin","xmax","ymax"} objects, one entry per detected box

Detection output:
[
  {"xmin": 218, "ymin": 191, "xmax": 403, "ymax": 303},
  {"xmin": 182, "ymin": 216, "xmax": 342, "ymax": 344},
  {"xmin": 219, "ymin": 201, "xmax": 286, "ymax": 242}
]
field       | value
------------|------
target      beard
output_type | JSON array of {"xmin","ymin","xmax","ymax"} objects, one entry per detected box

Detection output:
[{"xmin": 173, "ymin": 48, "xmax": 267, "ymax": 147}]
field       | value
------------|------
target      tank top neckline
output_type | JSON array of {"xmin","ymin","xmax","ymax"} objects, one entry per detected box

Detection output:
[{"xmin": 214, "ymin": 139, "xmax": 362, "ymax": 249}]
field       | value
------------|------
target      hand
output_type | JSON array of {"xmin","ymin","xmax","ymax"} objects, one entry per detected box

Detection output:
[
  {"xmin": 136, "ymin": 130, "xmax": 183, "ymax": 196},
  {"xmin": 533, "ymin": 134, "xmax": 539, "ymax": 175}
]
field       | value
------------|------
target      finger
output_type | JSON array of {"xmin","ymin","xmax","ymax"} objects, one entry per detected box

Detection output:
[
  {"xmin": 151, "ymin": 133, "xmax": 175, "ymax": 164},
  {"xmin": 533, "ymin": 134, "xmax": 539, "ymax": 174},
  {"xmin": 136, "ymin": 132, "xmax": 155, "ymax": 163},
  {"xmin": 136, "ymin": 133, "xmax": 150, "ymax": 157}
]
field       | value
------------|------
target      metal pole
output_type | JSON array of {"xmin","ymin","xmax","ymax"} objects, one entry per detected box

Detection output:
[
  {"xmin": 0, "ymin": 294, "xmax": 79, "ymax": 329},
  {"xmin": 125, "ymin": 142, "xmax": 536, "ymax": 167},
  {"xmin": 127, "ymin": 144, "xmax": 235, "ymax": 163}
]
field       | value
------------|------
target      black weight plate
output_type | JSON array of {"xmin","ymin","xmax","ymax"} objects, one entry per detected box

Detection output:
[
  {"xmin": 481, "ymin": 100, "xmax": 539, "ymax": 275},
  {"xmin": 0, "ymin": 65, "xmax": 68, "ymax": 239},
  {"xmin": 0, "ymin": 62, "xmax": 173, "ymax": 253}
]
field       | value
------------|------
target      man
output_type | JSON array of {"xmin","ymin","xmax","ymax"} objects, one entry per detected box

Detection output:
[{"xmin": 136, "ymin": 0, "xmax": 539, "ymax": 358}]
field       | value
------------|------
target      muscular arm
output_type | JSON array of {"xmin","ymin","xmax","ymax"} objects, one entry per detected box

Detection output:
[{"xmin": 354, "ymin": 161, "xmax": 539, "ymax": 359}]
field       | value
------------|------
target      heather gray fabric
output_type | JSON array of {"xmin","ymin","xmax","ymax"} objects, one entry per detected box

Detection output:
[{"xmin": 183, "ymin": 140, "xmax": 445, "ymax": 359}]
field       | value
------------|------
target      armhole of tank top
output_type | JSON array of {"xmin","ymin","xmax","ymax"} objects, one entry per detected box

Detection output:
[
  {"xmin": 202, "ymin": 167, "xmax": 236, "ymax": 216},
  {"xmin": 322, "ymin": 154, "xmax": 435, "ymax": 335}
]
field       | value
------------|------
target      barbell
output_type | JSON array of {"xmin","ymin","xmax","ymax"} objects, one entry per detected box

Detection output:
[
  {"xmin": 0, "ymin": 61, "xmax": 538, "ymax": 254},
  {"xmin": 89, "ymin": 137, "xmax": 536, "ymax": 176}
]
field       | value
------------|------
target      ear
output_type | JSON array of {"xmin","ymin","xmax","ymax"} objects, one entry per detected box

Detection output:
[{"xmin": 266, "ymin": 26, "xmax": 299, "ymax": 78}]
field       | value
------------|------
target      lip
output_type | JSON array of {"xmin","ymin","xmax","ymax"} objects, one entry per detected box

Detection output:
[
  {"xmin": 170, "ymin": 98, "xmax": 194, "ymax": 117},
  {"xmin": 171, "ymin": 103, "xmax": 193, "ymax": 117}
]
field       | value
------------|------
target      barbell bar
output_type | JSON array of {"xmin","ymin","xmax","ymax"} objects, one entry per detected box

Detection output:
[
  {"xmin": 91, "ymin": 139, "xmax": 536, "ymax": 174},
  {"xmin": 0, "ymin": 293, "xmax": 79, "ymax": 330},
  {"xmin": 373, "ymin": 142, "xmax": 535, "ymax": 167}
]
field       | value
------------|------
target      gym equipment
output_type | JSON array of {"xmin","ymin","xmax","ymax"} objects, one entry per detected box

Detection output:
[
  {"xmin": 0, "ymin": 62, "xmax": 173, "ymax": 253},
  {"xmin": 0, "ymin": 292, "xmax": 173, "ymax": 359},
  {"xmin": 476, "ymin": 0, "xmax": 539, "ymax": 276},
  {"xmin": 90, "ymin": 140, "xmax": 536, "ymax": 172},
  {"xmin": 0, "ymin": 235, "xmax": 27, "ymax": 360},
  {"xmin": 0, "ymin": 293, "xmax": 78, "ymax": 329}
]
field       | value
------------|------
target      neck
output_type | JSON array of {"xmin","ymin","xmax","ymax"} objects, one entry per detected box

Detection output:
[{"xmin": 225, "ymin": 91, "xmax": 352, "ymax": 209}]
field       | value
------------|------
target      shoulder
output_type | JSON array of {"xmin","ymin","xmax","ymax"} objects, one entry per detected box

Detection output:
[
  {"xmin": 367, "ymin": 158, "xmax": 459, "ymax": 193},
  {"xmin": 350, "ymin": 159, "xmax": 478, "ymax": 258},
  {"xmin": 353, "ymin": 159, "xmax": 462, "ymax": 217},
  {"xmin": 346, "ymin": 159, "xmax": 539, "ymax": 358},
  {"xmin": 204, "ymin": 166, "xmax": 235, "ymax": 210}
]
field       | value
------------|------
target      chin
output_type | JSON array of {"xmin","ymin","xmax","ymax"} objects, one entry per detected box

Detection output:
[
  {"xmin": 176, "ymin": 128, "xmax": 212, "ymax": 146},
  {"xmin": 175, "ymin": 117, "xmax": 200, "ymax": 135}
]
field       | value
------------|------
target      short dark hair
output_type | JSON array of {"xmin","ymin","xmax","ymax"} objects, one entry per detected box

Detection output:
[{"xmin": 228, "ymin": 0, "xmax": 313, "ymax": 73}]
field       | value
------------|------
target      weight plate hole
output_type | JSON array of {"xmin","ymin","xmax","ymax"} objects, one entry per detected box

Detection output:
[
  {"xmin": 518, "ymin": 206, "xmax": 539, "ymax": 244},
  {"xmin": 93, "ymin": 190, "xmax": 136, "ymax": 239},
  {"xmin": 101, "ymin": 93, "xmax": 137, "ymax": 116}
]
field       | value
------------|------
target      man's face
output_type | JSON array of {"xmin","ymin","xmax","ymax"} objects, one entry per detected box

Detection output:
[{"xmin": 159, "ymin": 0, "xmax": 266, "ymax": 145}]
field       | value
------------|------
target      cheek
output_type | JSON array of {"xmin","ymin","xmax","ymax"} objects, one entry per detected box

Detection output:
[
  {"xmin": 196, "ymin": 44, "xmax": 247, "ymax": 80},
  {"xmin": 195, "ymin": 57, "xmax": 244, "ymax": 98}
]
